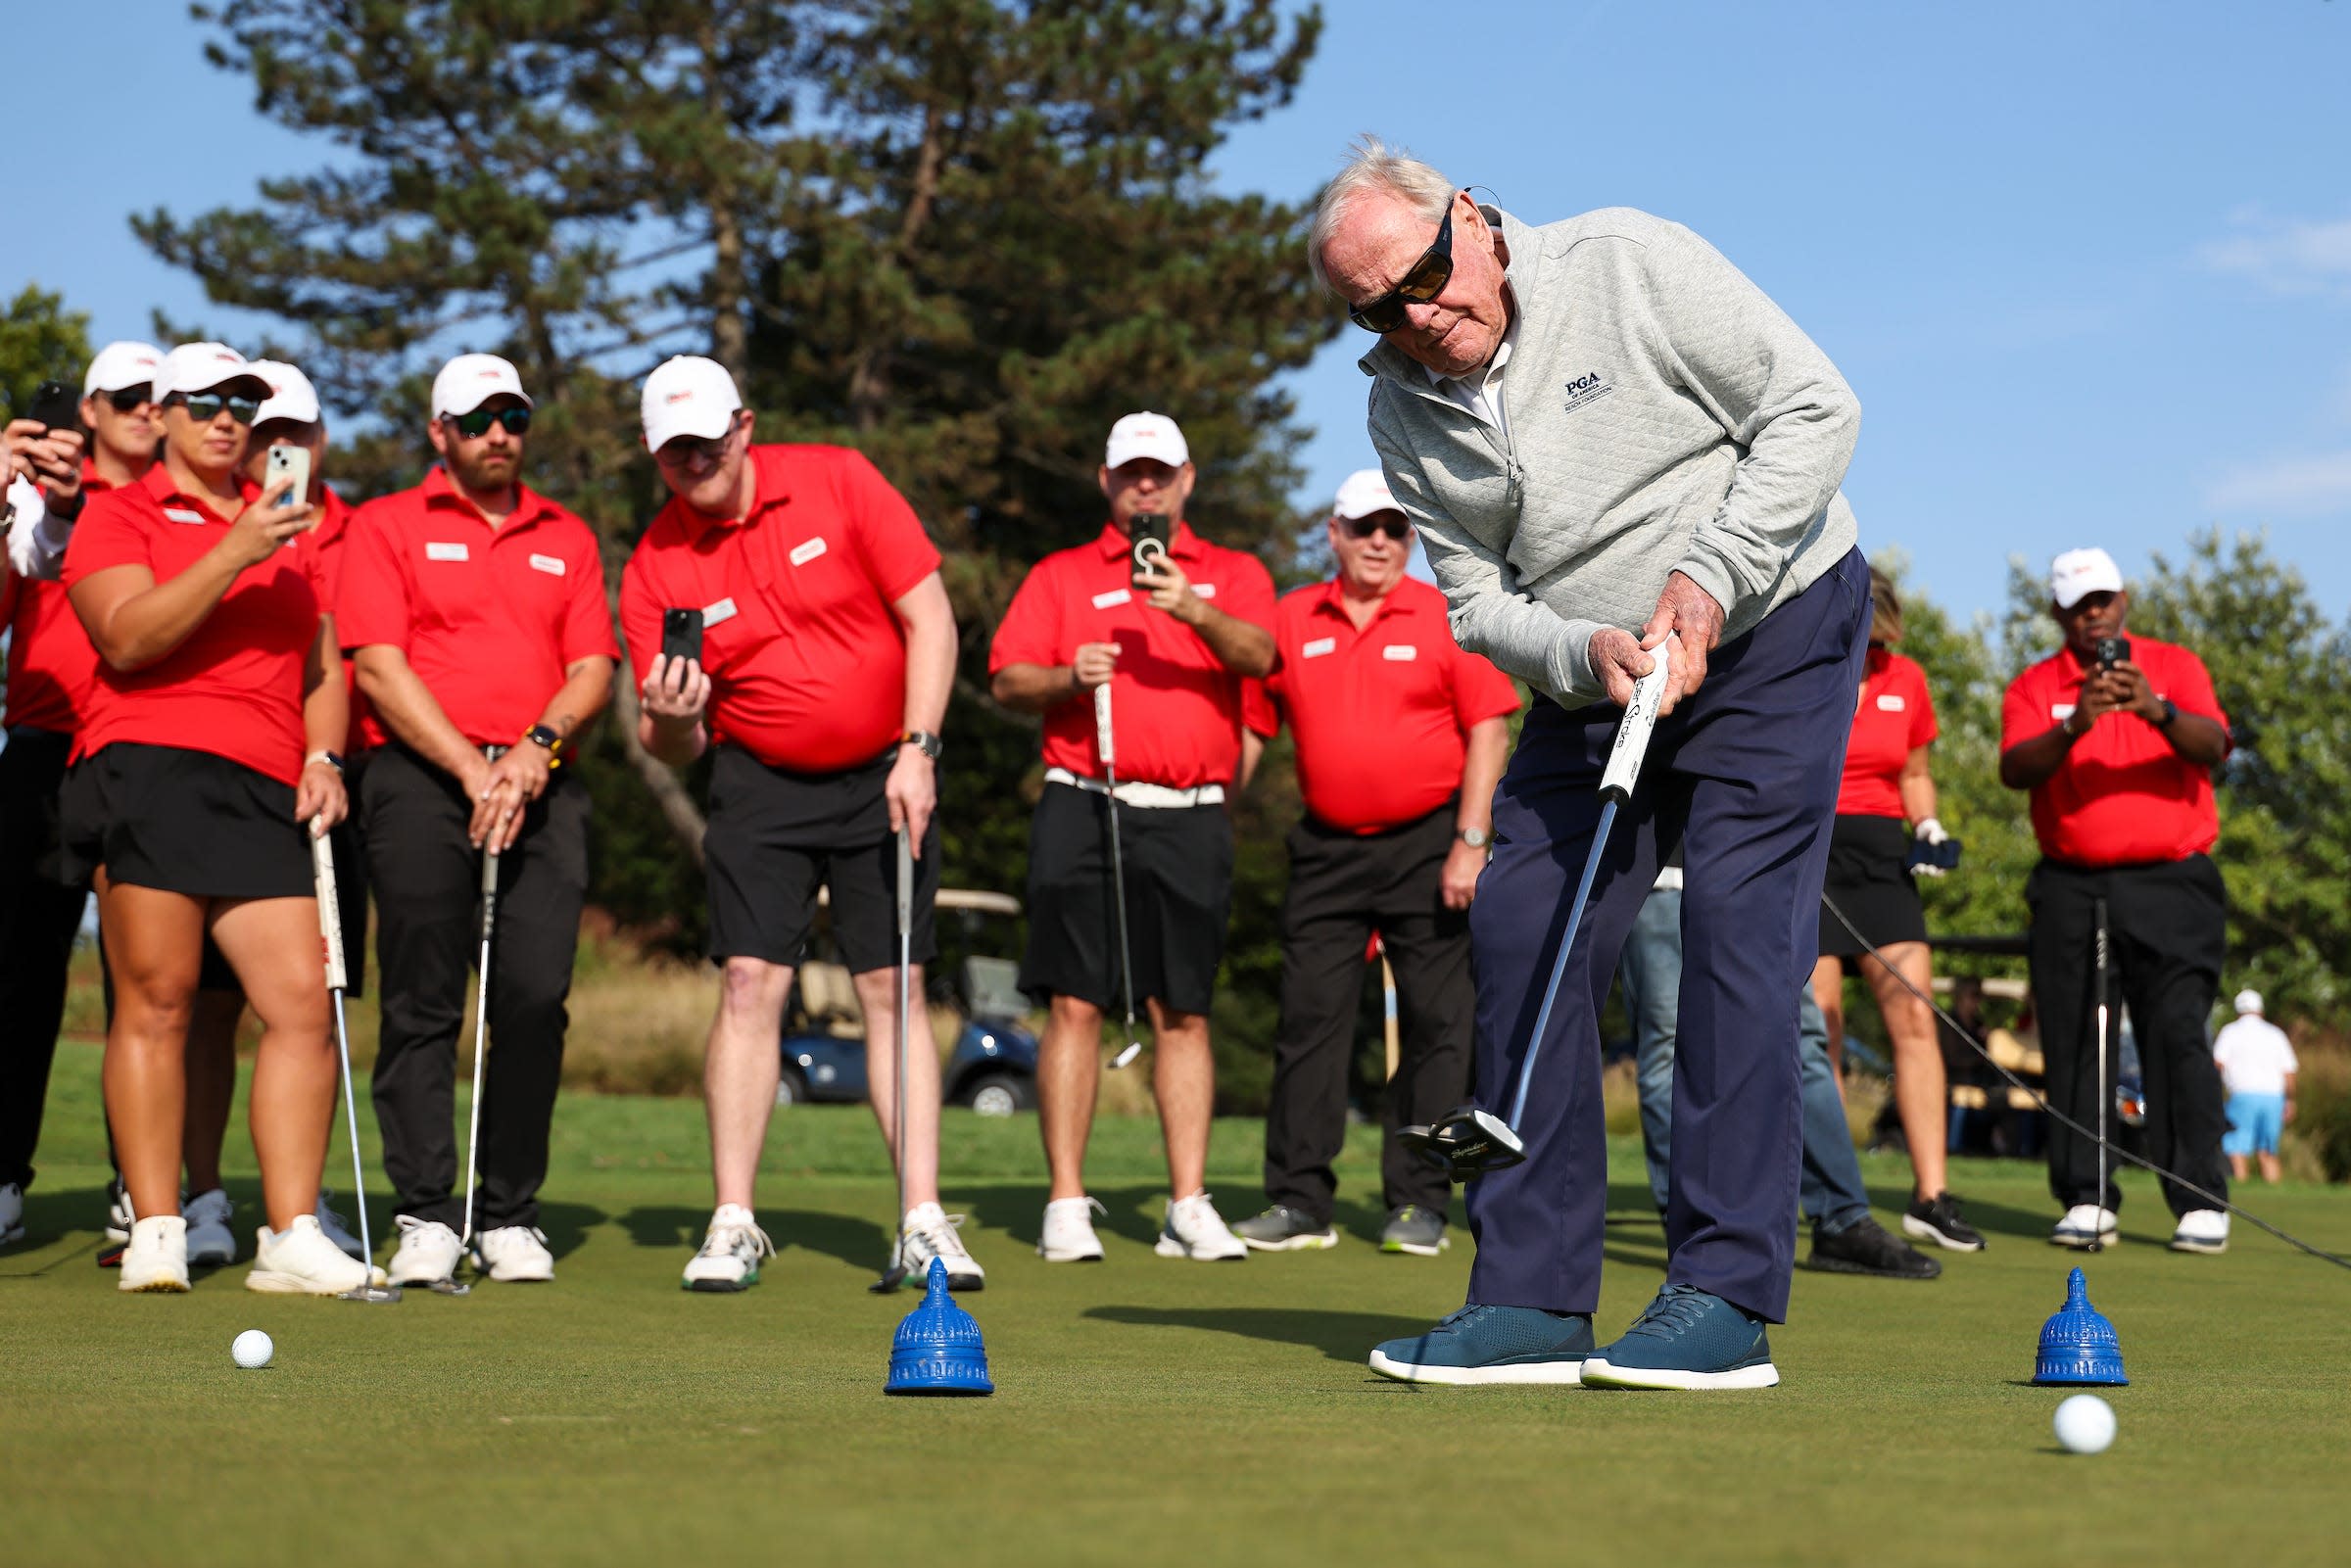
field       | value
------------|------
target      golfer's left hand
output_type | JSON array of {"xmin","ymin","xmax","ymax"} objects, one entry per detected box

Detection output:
[
  {"xmin": 886, "ymin": 742, "xmax": 936, "ymax": 857},
  {"xmin": 1440, "ymin": 838, "xmax": 1486, "ymax": 911},
  {"xmin": 295, "ymin": 760, "xmax": 348, "ymax": 832},
  {"xmin": 1640, "ymin": 571, "xmax": 1724, "ymax": 712}
]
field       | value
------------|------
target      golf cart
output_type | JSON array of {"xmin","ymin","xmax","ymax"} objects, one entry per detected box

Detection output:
[{"xmin": 776, "ymin": 886, "xmax": 1039, "ymax": 1116}]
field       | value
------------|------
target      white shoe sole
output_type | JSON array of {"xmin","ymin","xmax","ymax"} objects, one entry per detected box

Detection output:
[
  {"xmin": 1154, "ymin": 1236, "xmax": 1247, "ymax": 1260},
  {"xmin": 1380, "ymin": 1236, "xmax": 1451, "ymax": 1257},
  {"xmin": 1579, "ymin": 1357, "xmax": 1780, "ymax": 1390},
  {"xmin": 1, "ymin": 1221, "xmax": 25, "ymax": 1248},
  {"xmin": 2169, "ymin": 1236, "xmax": 2227, "ymax": 1254},
  {"xmin": 1037, "ymin": 1245, "xmax": 1104, "ymax": 1261},
  {"xmin": 1238, "ymin": 1231, "xmax": 1338, "ymax": 1253},
  {"xmin": 1367, "ymin": 1350, "xmax": 1585, "ymax": 1385},
  {"xmin": 119, "ymin": 1273, "xmax": 190, "ymax": 1293},
  {"xmin": 2049, "ymin": 1231, "xmax": 2116, "ymax": 1250},
  {"xmin": 1900, "ymin": 1215, "xmax": 1985, "ymax": 1253},
  {"xmin": 246, "ymin": 1269, "xmax": 358, "ymax": 1295}
]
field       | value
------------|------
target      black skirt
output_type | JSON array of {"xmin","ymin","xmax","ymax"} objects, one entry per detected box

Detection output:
[
  {"xmin": 1817, "ymin": 813, "xmax": 1927, "ymax": 958},
  {"xmin": 66, "ymin": 742, "xmax": 313, "ymax": 901}
]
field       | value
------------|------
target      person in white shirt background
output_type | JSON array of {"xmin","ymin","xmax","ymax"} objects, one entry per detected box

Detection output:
[{"xmin": 2211, "ymin": 990, "xmax": 2298, "ymax": 1185}]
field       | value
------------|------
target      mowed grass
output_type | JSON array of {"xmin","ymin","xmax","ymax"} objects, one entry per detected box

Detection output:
[{"xmin": 6, "ymin": 1042, "xmax": 2350, "ymax": 1568}]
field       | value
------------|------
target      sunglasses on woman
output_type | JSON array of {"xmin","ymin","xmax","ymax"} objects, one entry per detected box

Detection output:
[
  {"xmin": 448, "ymin": 405, "xmax": 533, "ymax": 439},
  {"xmin": 1346, "ymin": 196, "xmax": 1458, "ymax": 335},
  {"xmin": 103, "ymin": 385, "xmax": 155, "ymax": 411},
  {"xmin": 1343, "ymin": 515, "xmax": 1413, "ymax": 541},
  {"xmin": 165, "ymin": 392, "xmax": 262, "ymax": 426}
]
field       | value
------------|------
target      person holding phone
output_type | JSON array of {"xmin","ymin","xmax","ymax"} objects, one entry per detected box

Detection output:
[
  {"xmin": 619, "ymin": 355, "xmax": 968, "ymax": 1293},
  {"xmin": 988, "ymin": 411, "xmax": 1275, "ymax": 1265},
  {"xmin": 340, "ymin": 353, "xmax": 617, "ymax": 1290},
  {"xmin": 59, "ymin": 341, "xmax": 373, "ymax": 1295},
  {"xmin": 2000, "ymin": 547, "xmax": 2234, "ymax": 1254}
]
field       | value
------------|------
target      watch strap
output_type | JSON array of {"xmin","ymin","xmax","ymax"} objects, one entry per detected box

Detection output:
[{"xmin": 901, "ymin": 729, "xmax": 943, "ymax": 761}]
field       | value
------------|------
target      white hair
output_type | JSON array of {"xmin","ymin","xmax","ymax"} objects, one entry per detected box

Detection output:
[{"xmin": 1307, "ymin": 135, "xmax": 1459, "ymax": 296}]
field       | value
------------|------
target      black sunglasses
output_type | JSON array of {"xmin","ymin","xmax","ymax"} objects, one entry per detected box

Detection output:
[
  {"xmin": 1343, "ymin": 514, "xmax": 1413, "ymax": 541},
  {"xmin": 448, "ymin": 406, "xmax": 533, "ymax": 439},
  {"xmin": 1346, "ymin": 196, "xmax": 1458, "ymax": 335},
  {"xmin": 166, "ymin": 392, "xmax": 261, "ymax": 426},
  {"xmin": 103, "ymin": 384, "xmax": 155, "ymax": 411}
]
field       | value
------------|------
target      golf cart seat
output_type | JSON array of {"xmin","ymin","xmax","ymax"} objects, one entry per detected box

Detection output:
[
  {"xmin": 963, "ymin": 956, "xmax": 1029, "ymax": 1022},
  {"xmin": 795, "ymin": 961, "xmax": 866, "ymax": 1039}
]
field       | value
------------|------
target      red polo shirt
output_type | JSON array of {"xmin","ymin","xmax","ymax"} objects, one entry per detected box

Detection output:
[
  {"xmin": 61, "ymin": 463, "xmax": 327, "ymax": 785},
  {"xmin": 339, "ymin": 467, "xmax": 618, "ymax": 748},
  {"xmin": 2000, "ymin": 635, "xmax": 2228, "ymax": 866},
  {"xmin": 620, "ymin": 444, "xmax": 942, "ymax": 774},
  {"xmin": 1246, "ymin": 576, "xmax": 1518, "ymax": 833},
  {"xmin": 308, "ymin": 486, "xmax": 372, "ymax": 757},
  {"xmin": 989, "ymin": 521, "xmax": 1276, "ymax": 788},
  {"xmin": 1837, "ymin": 648, "xmax": 1937, "ymax": 819},
  {"xmin": 4, "ymin": 460, "xmax": 115, "ymax": 735}
]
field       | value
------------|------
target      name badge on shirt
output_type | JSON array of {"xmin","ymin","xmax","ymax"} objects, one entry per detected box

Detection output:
[
  {"xmin": 790, "ymin": 537, "xmax": 827, "ymax": 567},
  {"xmin": 1876, "ymin": 693, "xmax": 1906, "ymax": 712},
  {"xmin": 528, "ymin": 553, "xmax": 565, "ymax": 576},
  {"xmin": 426, "ymin": 542, "xmax": 470, "ymax": 562},
  {"xmin": 1091, "ymin": 589, "xmax": 1132, "ymax": 610},
  {"xmin": 1382, "ymin": 643, "xmax": 1418, "ymax": 661},
  {"xmin": 2051, "ymin": 702, "xmax": 2077, "ymax": 722},
  {"xmin": 1301, "ymin": 637, "xmax": 1337, "ymax": 659},
  {"xmin": 1193, "ymin": 583, "xmax": 1217, "ymax": 599},
  {"xmin": 164, "ymin": 507, "xmax": 208, "ymax": 526},
  {"xmin": 703, "ymin": 596, "xmax": 739, "ymax": 628}
]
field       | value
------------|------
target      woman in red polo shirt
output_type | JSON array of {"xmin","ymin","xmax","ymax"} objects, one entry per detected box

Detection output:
[
  {"xmin": 1811, "ymin": 567, "xmax": 1985, "ymax": 1254},
  {"xmin": 61, "ymin": 342, "xmax": 376, "ymax": 1297}
]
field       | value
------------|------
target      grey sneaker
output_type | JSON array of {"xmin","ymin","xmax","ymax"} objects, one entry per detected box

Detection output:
[
  {"xmin": 1230, "ymin": 1204, "xmax": 1338, "ymax": 1253},
  {"xmin": 1379, "ymin": 1204, "xmax": 1451, "ymax": 1257}
]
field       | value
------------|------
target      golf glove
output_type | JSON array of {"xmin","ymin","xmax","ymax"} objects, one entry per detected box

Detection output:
[{"xmin": 1906, "ymin": 817, "xmax": 1960, "ymax": 879}]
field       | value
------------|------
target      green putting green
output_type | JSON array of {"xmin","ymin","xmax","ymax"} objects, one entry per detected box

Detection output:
[{"xmin": 5, "ymin": 1041, "xmax": 2347, "ymax": 1567}]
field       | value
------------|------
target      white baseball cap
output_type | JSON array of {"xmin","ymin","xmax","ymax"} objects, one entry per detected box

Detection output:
[
  {"xmin": 2235, "ymin": 989, "xmax": 2264, "ymax": 1016},
  {"xmin": 431, "ymin": 353, "xmax": 533, "ymax": 418},
  {"xmin": 1105, "ymin": 411, "xmax": 1188, "ymax": 471},
  {"xmin": 154, "ymin": 342, "xmax": 266, "ymax": 402},
  {"xmin": 641, "ymin": 356, "xmax": 743, "ymax": 451},
  {"xmin": 248, "ymin": 360, "xmax": 322, "ymax": 426},
  {"xmin": 82, "ymin": 341, "xmax": 165, "ymax": 397},
  {"xmin": 1332, "ymin": 468, "xmax": 1404, "ymax": 522},
  {"xmin": 2050, "ymin": 547, "xmax": 2124, "ymax": 609}
]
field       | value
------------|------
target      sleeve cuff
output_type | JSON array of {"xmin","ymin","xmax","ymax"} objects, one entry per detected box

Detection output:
[
  {"xmin": 1545, "ymin": 617, "xmax": 1606, "ymax": 700},
  {"xmin": 1669, "ymin": 547, "xmax": 1739, "ymax": 626}
]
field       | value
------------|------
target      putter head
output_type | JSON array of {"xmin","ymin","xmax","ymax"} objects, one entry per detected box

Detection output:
[
  {"xmin": 1109, "ymin": 1041, "xmax": 1143, "ymax": 1070},
  {"xmin": 426, "ymin": 1276, "xmax": 471, "ymax": 1296},
  {"xmin": 870, "ymin": 1265, "xmax": 911, "ymax": 1296},
  {"xmin": 339, "ymin": 1283, "xmax": 404, "ymax": 1304},
  {"xmin": 1397, "ymin": 1105, "xmax": 1526, "ymax": 1182}
]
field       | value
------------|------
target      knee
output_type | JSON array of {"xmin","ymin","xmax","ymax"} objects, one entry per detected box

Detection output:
[{"xmin": 717, "ymin": 958, "xmax": 791, "ymax": 1023}]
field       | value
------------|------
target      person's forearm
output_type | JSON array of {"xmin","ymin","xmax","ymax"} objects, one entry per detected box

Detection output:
[
  {"xmin": 1456, "ymin": 718, "xmax": 1509, "ymax": 832},
  {"xmin": 1185, "ymin": 602, "xmax": 1273, "ymax": 678},
  {"xmin": 639, "ymin": 710, "xmax": 708, "ymax": 769},
  {"xmin": 355, "ymin": 647, "xmax": 487, "ymax": 778},
  {"xmin": 992, "ymin": 663, "xmax": 1080, "ymax": 715},
  {"xmin": 2163, "ymin": 711, "xmax": 2230, "ymax": 769},
  {"xmin": 1239, "ymin": 730, "xmax": 1266, "ymax": 790},
  {"xmin": 303, "ymin": 616, "xmax": 350, "ymax": 756},
  {"xmin": 74, "ymin": 548, "xmax": 245, "ymax": 672},
  {"xmin": 2000, "ymin": 725, "xmax": 2077, "ymax": 790},
  {"xmin": 534, "ymin": 658, "xmax": 615, "ymax": 744},
  {"xmin": 900, "ymin": 603, "xmax": 955, "ymax": 736},
  {"xmin": 1899, "ymin": 772, "xmax": 1939, "ymax": 828}
]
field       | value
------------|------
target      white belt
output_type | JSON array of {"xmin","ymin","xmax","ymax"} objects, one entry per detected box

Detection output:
[{"xmin": 1045, "ymin": 768, "xmax": 1224, "ymax": 809}]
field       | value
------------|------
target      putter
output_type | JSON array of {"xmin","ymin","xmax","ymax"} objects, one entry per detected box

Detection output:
[
  {"xmin": 1399, "ymin": 643, "xmax": 1676, "ymax": 1182},
  {"xmin": 2087, "ymin": 896, "xmax": 2110, "ymax": 1253},
  {"xmin": 872, "ymin": 827, "xmax": 917, "ymax": 1294},
  {"xmin": 1094, "ymin": 684, "xmax": 1146, "ymax": 1071},
  {"xmin": 313, "ymin": 823, "xmax": 399, "ymax": 1303},
  {"xmin": 447, "ymin": 837, "xmax": 502, "ymax": 1295}
]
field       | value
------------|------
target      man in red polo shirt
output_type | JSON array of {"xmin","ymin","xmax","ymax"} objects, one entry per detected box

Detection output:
[
  {"xmin": 621, "ymin": 356, "xmax": 969, "ymax": 1293},
  {"xmin": 2000, "ymin": 546, "xmax": 2234, "ymax": 1255},
  {"xmin": 988, "ymin": 411, "xmax": 1275, "ymax": 1263},
  {"xmin": 342, "ymin": 353, "xmax": 619, "ymax": 1289},
  {"xmin": 1230, "ymin": 469, "xmax": 1515, "ymax": 1259}
]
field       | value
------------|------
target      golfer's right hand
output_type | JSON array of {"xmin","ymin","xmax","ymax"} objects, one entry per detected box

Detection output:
[
  {"xmin": 1072, "ymin": 641, "xmax": 1122, "ymax": 690},
  {"xmin": 1589, "ymin": 628, "xmax": 1681, "ymax": 714},
  {"xmin": 223, "ymin": 477, "xmax": 314, "ymax": 567},
  {"xmin": 641, "ymin": 652, "xmax": 711, "ymax": 724}
]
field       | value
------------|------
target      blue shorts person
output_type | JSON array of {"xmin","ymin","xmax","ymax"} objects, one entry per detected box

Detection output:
[{"xmin": 2222, "ymin": 1093, "xmax": 2286, "ymax": 1159}]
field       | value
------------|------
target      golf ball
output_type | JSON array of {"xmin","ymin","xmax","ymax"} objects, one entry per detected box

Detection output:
[
  {"xmin": 2053, "ymin": 1394, "xmax": 2115, "ymax": 1454},
  {"xmin": 231, "ymin": 1329, "xmax": 273, "ymax": 1370}
]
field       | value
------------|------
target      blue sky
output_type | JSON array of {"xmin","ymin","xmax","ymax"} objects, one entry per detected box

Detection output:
[{"xmin": 15, "ymin": 1, "xmax": 2351, "ymax": 624}]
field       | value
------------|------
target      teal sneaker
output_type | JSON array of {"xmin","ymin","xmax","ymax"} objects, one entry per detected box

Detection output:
[
  {"xmin": 1581, "ymin": 1283, "xmax": 1779, "ymax": 1390},
  {"xmin": 1368, "ymin": 1304, "xmax": 1593, "ymax": 1385}
]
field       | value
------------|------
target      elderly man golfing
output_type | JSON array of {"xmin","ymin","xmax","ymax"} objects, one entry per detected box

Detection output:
[{"xmin": 1314, "ymin": 138, "xmax": 1869, "ymax": 1389}]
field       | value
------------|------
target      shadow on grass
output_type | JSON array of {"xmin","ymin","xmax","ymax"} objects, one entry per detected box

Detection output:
[
  {"xmin": 614, "ymin": 1203, "xmax": 895, "ymax": 1275},
  {"xmin": 950, "ymin": 1182, "xmax": 1170, "ymax": 1249},
  {"xmin": 1084, "ymin": 1305, "xmax": 1429, "ymax": 1363},
  {"xmin": 1865, "ymin": 1181, "xmax": 2059, "ymax": 1245}
]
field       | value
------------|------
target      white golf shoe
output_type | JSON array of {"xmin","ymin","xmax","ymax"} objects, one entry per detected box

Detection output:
[
  {"xmin": 473, "ymin": 1225, "xmax": 555, "ymax": 1282},
  {"xmin": 682, "ymin": 1204, "xmax": 774, "ymax": 1293},
  {"xmin": 385, "ymin": 1216, "xmax": 464, "ymax": 1287},
  {"xmin": 899, "ymin": 1202, "xmax": 985, "ymax": 1290},
  {"xmin": 1038, "ymin": 1196, "xmax": 1107, "ymax": 1262},
  {"xmin": 313, "ymin": 1193, "xmax": 365, "ymax": 1261},
  {"xmin": 1157, "ymin": 1191, "xmax": 1248, "ymax": 1261},
  {"xmin": 119, "ymin": 1214, "xmax": 192, "ymax": 1293},
  {"xmin": 2171, "ymin": 1210, "xmax": 2231, "ymax": 1254},
  {"xmin": 183, "ymin": 1188, "xmax": 237, "ymax": 1266},
  {"xmin": 0, "ymin": 1180, "xmax": 23, "ymax": 1248},
  {"xmin": 249, "ymin": 1214, "xmax": 388, "ymax": 1295},
  {"xmin": 2050, "ymin": 1205, "xmax": 2119, "ymax": 1249}
]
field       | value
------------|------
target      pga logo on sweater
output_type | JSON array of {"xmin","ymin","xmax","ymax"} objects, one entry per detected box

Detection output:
[{"xmin": 1562, "ymin": 368, "xmax": 1614, "ymax": 415}]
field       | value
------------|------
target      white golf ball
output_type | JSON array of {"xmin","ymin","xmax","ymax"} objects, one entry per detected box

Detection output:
[
  {"xmin": 2053, "ymin": 1394, "xmax": 2115, "ymax": 1454},
  {"xmin": 231, "ymin": 1329, "xmax": 274, "ymax": 1370}
]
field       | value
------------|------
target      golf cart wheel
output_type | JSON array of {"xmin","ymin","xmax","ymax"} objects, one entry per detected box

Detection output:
[
  {"xmin": 775, "ymin": 1065, "xmax": 809, "ymax": 1109},
  {"xmin": 963, "ymin": 1072, "xmax": 1032, "ymax": 1117}
]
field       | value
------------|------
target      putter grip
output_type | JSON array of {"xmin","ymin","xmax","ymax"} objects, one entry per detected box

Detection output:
[
  {"xmin": 1599, "ymin": 641, "xmax": 1674, "ymax": 803},
  {"xmin": 895, "ymin": 826, "xmax": 914, "ymax": 927},
  {"xmin": 1092, "ymin": 682, "xmax": 1115, "ymax": 767},
  {"xmin": 311, "ymin": 824, "xmax": 348, "ymax": 992}
]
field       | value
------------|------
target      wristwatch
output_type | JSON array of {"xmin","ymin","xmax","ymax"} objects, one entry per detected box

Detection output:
[
  {"xmin": 2155, "ymin": 698, "xmax": 2180, "ymax": 729},
  {"xmin": 1457, "ymin": 826, "xmax": 1491, "ymax": 849},
  {"xmin": 901, "ymin": 729, "xmax": 944, "ymax": 761},
  {"xmin": 305, "ymin": 749, "xmax": 344, "ymax": 774},
  {"xmin": 523, "ymin": 724, "xmax": 566, "ymax": 768}
]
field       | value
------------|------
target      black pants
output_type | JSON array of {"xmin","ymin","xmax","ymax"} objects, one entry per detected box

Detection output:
[
  {"xmin": 363, "ymin": 745, "xmax": 589, "ymax": 1231},
  {"xmin": 0, "ymin": 730, "xmax": 90, "ymax": 1190},
  {"xmin": 1264, "ymin": 805, "xmax": 1474, "ymax": 1222},
  {"xmin": 2028, "ymin": 854, "xmax": 2230, "ymax": 1217}
]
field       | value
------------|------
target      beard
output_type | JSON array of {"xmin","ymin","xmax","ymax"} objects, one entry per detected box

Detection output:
[{"xmin": 449, "ymin": 443, "xmax": 520, "ymax": 493}]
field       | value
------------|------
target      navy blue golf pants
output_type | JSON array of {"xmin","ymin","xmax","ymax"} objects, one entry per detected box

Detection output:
[{"xmin": 1464, "ymin": 548, "xmax": 1868, "ymax": 1323}]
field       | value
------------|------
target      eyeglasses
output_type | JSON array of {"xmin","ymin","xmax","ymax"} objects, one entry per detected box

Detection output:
[
  {"xmin": 166, "ymin": 392, "xmax": 261, "ymax": 426},
  {"xmin": 1343, "ymin": 514, "xmax": 1413, "ymax": 541},
  {"xmin": 654, "ymin": 419, "xmax": 742, "ymax": 469},
  {"xmin": 1346, "ymin": 196, "xmax": 1458, "ymax": 335},
  {"xmin": 448, "ymin": 406, "xmax": 532, "ymax": 439},
  {"xmin": 103, "ymin": 385, "xmax": 154, "ymax": 411}
]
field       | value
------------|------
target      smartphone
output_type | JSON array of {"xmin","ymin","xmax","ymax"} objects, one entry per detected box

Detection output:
[
  {"xmin": 26, "ymin": 380, "xmax": 82, "ymax": 436},
  {"xmin": 265, "ymin": 443, "xmax": 312, "ymax": 512},
  {"xmin": 1128, "ymin": 512, "xmax": 1173, "ymax": 589},
  {"xmin": 2094, "ymin": 636, "xmax": 2131, "ymax": 669},
  {"xmin": 662, "ymin": 606, "xmax": 704, "ymax": 666}
]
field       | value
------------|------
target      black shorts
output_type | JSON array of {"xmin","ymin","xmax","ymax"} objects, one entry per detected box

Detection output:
[
  {"xmin": 702, "ymin": 744, "xmax": 938, "ymax": 972},
  {"xmin": 1020, "ymin": 782, "xmax": 1232, "ymax": 1016},
  {"xmin": 66, "ymin": 742, "xmax": 312, "ymax": 903},
  {"xmin": 1817, "ymin": 812, "xmax": 1928, "ymax": 961}
]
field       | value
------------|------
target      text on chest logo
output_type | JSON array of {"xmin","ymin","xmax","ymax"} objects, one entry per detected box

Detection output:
[
  {"xmin": 1382, "ymin": 643, "xmax": 1418, "ymax": 661},
  {"xmin": 790, "ymin": 537, "xmax": 828, "ymax": 567},
  {"xmin": 1301, "ymin": 637, "xmax": 1337, "ymax": 659},
  {"xmin": 1091, "ymin": 589, "xmax": 1132, "ymax": 610},
  {"xmin": 425, "ymin": 542, "xmax": 469, "ymax": 562},
  {"xmin": 1876, "ymin": 693, "xmax": 1905, "ymax": 712},
  {"xmin": 164, "ymin": 507, "xmax": 208, "ymax": 526},
  {"xmin": 528, "ymin": 553, "xmax": 565, "ymax": 576},
  {"xmin": 703, "ymin": 597, "xmax": 739, "ymax": 627}
]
